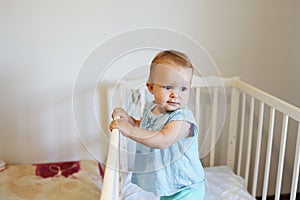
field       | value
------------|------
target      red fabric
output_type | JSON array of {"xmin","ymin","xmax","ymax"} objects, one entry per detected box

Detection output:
[
  {"xmin": 35, "ymin": 161, "xmax": 80, "ymax": 178},
  {"xmin": 98, "ymin": 162, "xmax": 104, "ymax": 179}
]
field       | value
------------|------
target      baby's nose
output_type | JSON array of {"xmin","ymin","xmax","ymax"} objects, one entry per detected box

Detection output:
[{"xmin": 170, "ymin": 90, "xmax": 178, "ymax": 98}]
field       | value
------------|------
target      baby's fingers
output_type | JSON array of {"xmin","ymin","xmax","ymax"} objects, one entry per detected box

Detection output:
[
  {"xmin": 112, "ymin": 108, "xmax": 124, "ymax": 118},
  {"xmin": 112, "ymin": 109, "xmax": 128, "ymax": 120},
  {"xmin": 109, "ymin": 120, "xmax": 118, "ymax": 131}
]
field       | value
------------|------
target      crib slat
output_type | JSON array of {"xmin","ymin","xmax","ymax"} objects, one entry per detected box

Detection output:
[
  {"xmin": 140, "ymin": 88, "xmax": 146, "ymax": 117},
  {"xmin": 262, "ymin": 107, "xmax": 275, "ymax": 200},
  {"xmin": 275, "ymin": 114, "xmax": 289, "ymax": 200},
  {"xmin": 245, "ymin": 96, "xmax": 255, "ymax": 188},
  {"xmin": 210, "ymin": 87, "xmax": 219, "ymax": 166},
  {"xmin": 237, "ymin": 92, "xmax": 246, "ymax": 176},
  {"xmin": 119, "ymin": 85, "xmax": 128, "ymax": 173},
  {"xmin": 252, "ymin": 102, "xmax": 264, "ymax": 197},
  {"xmin": 101, "ymin": 127, "xmax": 120, "ymax": 200},
  {"xmin": 195, "ymin": 87, "xmax": 201, "ymax": 126},
  {"xmin": 195, "ymin": 87, "xmax": 201, "ymax": 160},
  {"xmin": 227, "ymin": 85, "xmax": 240, "ymax": 170},
  {"xmin": 120, "ymin": 134, "xmax": 128, "ymax": 171},
  {"xmin": 290, "ymin": 123, "xmax": 300, "ymax": 200}
]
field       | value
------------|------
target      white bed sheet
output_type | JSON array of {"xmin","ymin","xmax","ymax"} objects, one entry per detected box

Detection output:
[
  {"xmin": 122, "ymin": 165, "xmax": 255, "ymax": 200},
  {"xmin": 204, "ymin": 165, "xmax": 255, "ymax": 200}
]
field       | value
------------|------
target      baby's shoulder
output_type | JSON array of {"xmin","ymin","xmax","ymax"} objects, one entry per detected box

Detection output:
[{"xmin": 171, "ymin": 106, "xmax": 194, "ymax": 118}]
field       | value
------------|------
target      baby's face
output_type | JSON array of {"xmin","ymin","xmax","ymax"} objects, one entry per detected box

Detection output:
[{"xmin": 147, "ymin": 64, "xmax": 193, "ymax": 114}]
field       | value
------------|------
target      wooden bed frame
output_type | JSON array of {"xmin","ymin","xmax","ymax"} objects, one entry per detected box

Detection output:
[{"xmin": 101, "ymin": 76, "xmax": 300, "ymax": 200}]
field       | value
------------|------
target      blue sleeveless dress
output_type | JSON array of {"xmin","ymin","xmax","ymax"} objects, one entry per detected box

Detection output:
[{"xmin": 131, "ymin": 101, "xmax": 206, "ymax": 196}]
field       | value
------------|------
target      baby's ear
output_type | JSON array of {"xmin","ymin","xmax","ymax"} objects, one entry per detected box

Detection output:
[{"xmin": 146, "ymin": 82, "xmax": 154, "ymax": 94}]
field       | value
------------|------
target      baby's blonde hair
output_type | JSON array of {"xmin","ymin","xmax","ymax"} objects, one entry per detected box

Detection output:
[{"xmin": 149, "ymin": 50, "xmax": 194, "ymax": 82}]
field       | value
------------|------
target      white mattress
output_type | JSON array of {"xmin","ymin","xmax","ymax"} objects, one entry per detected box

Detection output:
[
  {"xmin": 204, "ymin": 165, "xmax": 255, "ymax": 200},
  {"xmin": 123, "ymin": 165, "xmax": 255, "ymax": 200}
]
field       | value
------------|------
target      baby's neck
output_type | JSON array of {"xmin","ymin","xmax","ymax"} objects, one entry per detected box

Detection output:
[{"xmin": 151, "ymin": 105, "xmax": 179, "ymax": 115}]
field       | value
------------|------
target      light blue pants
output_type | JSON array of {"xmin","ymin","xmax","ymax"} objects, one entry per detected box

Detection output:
[{"xmin": 160, "ymin": 184, "xmax": 205, "ymax": 200}]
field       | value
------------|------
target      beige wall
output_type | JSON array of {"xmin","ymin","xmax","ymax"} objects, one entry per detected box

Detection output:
[{"xmin": 0, "ymin": 0, "xmax": 299, "ymax": 194}]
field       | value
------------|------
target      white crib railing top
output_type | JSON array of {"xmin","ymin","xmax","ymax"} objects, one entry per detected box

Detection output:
[{"xmin": 235, "ymin": 80, "xmax": 300, "ymax": 122}]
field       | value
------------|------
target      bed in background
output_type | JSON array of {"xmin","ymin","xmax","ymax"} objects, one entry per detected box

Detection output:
[
  {"xmin": 0, "ymin": 160, "xmax": 103, "ymax": 200},
  {"xmin": 0, "ymin": 76, "xmax": 299, "ymax": 200}
]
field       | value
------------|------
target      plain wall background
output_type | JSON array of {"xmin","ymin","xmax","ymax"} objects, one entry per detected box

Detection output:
[{"xmin": 0, "ymin": 0, "xmax": 299, "ymax": 195}]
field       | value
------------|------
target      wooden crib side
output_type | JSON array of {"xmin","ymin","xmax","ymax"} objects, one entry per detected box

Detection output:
[
  {"xmin": 102, "ymin": 76, "xmax": 237, "ymax": 199},
  {"xmin": 230, "ymin": 79, "xmax": 300, "ymax": 199},
  {"xmin": 102, "ymin": 76, "xmax": 300, "ymax": 200}
]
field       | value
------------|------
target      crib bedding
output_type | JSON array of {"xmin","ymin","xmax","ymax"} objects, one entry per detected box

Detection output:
[
  {"xmin": 121, "ymin": 166, "xmax": 254, "ymax": 200},
  {"xmin": 204, "ymin": 166, "xmax": 254, "ymax": 200},
  {"xmin": 0, "ymin": 160, "xmax": 102, "ymax": 200},
  {"xmin": 0, "ymin": 160, "xmax": 253, "ymax": 200}
]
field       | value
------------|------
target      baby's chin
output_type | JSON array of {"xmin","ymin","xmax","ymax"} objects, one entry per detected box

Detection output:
[{"xmin": 165, "ymin": 106, "xmax": 182, "ymax": 112}]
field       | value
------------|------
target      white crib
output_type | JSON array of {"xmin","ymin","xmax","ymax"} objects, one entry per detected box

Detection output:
[{"xmin": 101, "ymin": 76, "xmax": 300, "ymax": 200}]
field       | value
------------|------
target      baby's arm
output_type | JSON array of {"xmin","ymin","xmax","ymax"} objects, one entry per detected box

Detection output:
[{"xmin": 110, "ymin": 118, "xmax": 191, "ymax": 149}]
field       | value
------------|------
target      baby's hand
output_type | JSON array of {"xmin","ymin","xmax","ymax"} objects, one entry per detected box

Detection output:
[
  {"xmin": 109, "ymin": 118, "xmax": 132, "ymax": 137},
  {"xmin": 112, "ymin": 107, "xmax": 130, "ymax": 121}
]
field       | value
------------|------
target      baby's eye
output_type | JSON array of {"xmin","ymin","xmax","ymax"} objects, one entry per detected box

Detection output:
[
  {"xmin": 163, "ymin": 85, "xmax": 172, "ymax": 90},
  {"xmin": 181, "ymin": 87, "xmax": 188, "ymax": 92}
]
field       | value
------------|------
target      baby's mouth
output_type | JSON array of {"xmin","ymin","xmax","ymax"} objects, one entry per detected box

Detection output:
[{"xmin": 167, "ymin": 101, "xmax": 180, "ymax": 106}]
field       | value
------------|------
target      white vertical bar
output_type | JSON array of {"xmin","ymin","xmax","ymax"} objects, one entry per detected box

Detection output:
[
  {"xmin": 119, "ymin": 84, "xmax": 127, "ymax": 192},
  {"xmin": 140, "ymin": 88, "xmax": 145, "ymax": 117},
  {"xmin": 275, "ymin": 114, "xmax": 289, "ymax": 200},
  {"xmin": 195, "ymin": 87, "xmax": 201, "ymax": 160},
  {"xmin": 195, "ymin": 87, "xmax": 201, "ymax": 125},
  {"xmin": 120, "ymin": 136, "xmax": 128, "ymax": 172},
  {"xmin": 227, "ymin": 86, "xmax": 240, "ymax": 170},
  {"xmin": 262, "ymin": 107, "xmax": 275, "ymax": 200},
  {"xmin": 210, "ymin": 87, "xmax": 218, "ymax": 166},
  {"xmin": 101, "ymin": 118, "xmax": 120, "ymax": 200},
  {"xmin": 290, "ymin": 123, "xmax": 300, "ymax": 200},
  {"xmin": 252, "ymin": 102, "xmax": 264, "ymax": 197},
  {"xmin": 237, "ymin": 92, "xmax": 246, "ymax": 176},
  {"xmin": 245, "ymin": 96, "xmax": 255, "ymax": 188}
]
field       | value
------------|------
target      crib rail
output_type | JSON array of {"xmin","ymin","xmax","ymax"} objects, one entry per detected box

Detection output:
[
  {"xmin": 236, "ymin": 81, "xmax": 300, "ymax": 122},
  {"xmin": 100, "ymin": 117, "xmax": 121, "ymax": 200},
  {"xmin": 233, "ymin": 80, "xmax": 300, "ymax": 200}
]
